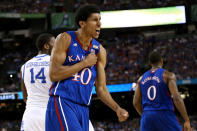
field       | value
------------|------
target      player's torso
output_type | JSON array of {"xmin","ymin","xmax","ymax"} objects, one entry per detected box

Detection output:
[
  {"xmin": 140, "ymin": 68, "xmax": 174, "ymax": 111},
  {"xmin": 50, "ymin": 31, "xmax": 100, "ymax": 106},
  {"xmin": 22, "ymin": 54, "xmax": 52, "ymax": 108}
]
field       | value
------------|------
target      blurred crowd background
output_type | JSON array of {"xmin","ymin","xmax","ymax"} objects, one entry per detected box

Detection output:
[
  {"xmin": 0, "ymin": 0, "xmax": 188, "ymax": 13},
  {"xmin": 0, "ymin": 32, "xmax": 196, "ymax": 92}
]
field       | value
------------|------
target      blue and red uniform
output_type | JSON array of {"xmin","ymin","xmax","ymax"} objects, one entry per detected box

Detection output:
[
  {"xmin": 46, "ymin": 31, "xmax": 100, "ymax": 131},
  {"xmin": 139, "ymin": 68, "xmax": 182, "ymax": 131}
]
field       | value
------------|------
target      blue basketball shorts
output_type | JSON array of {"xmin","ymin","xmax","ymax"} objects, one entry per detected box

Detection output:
[
  {"xmin": 141, "ymin": 110, "xmax": 182, "ymax": 131},
  {"xmin": 45, "ymin": 96, "xmax": 89, "ymax": 131}
]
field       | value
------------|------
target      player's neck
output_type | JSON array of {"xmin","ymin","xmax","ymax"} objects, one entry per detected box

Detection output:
[
  {"xmin": 76, "ymin": 29, "xmax": 92, "ymax": 49},
  {"xmin": 151, "ymin": 65, "xmax": 162, "ymax": 70},
  {"xmin": 38, "ymin": 51, "xmax": 49, "ymax": 55}
]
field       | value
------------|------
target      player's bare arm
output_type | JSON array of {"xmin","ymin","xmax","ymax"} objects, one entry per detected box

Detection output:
[
  {"xmin": 20, "ymin": 70, "xmax": 27, "ymax": 103},
  {"xmin": 133, "ymin": 76, "xmax": 143, "ymax": 116},
  {"xmin": 164, "ymin": 71, "xmax": 191, "ymax": 131},
  {"xmin": 49, "ymin": 32, "xmax": 97, "ymax": 82},
  {"xmin": 95, "ymin": 44, "xmax": 129, "ymax": 122}
]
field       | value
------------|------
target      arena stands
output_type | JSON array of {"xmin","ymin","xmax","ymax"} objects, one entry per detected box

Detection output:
[
  {"xmin": 0, "ymin": 32, "xmax": 197, "ymax": 91},
  {"xmin": 105, "ymin": 33, "xmax": 197, "ymax": 84},
  {"xmin": 0, "ymin": 0, "xmax": 186, "ymax": 13}
]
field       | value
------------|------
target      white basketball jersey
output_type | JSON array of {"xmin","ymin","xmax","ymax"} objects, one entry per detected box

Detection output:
[{"xmin": 21, "ymin": 54, "xmax": 52, "ymax": 108}]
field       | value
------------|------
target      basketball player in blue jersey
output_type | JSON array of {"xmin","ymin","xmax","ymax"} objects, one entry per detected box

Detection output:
[
  {"xmin": 133, "ymin": 51, "xmax": 191, "ymax": 131},
  {"xmin": 46, "ymin": 4, "xmax": 129, "ymax": 131}
]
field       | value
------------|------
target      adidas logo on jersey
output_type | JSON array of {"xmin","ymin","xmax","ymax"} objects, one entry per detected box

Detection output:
[
  {"xmin": 73, "ymin": 43, "xmax": 77, "ymax": 46},
  {"xmin": 93, "ymin": 45, "xmax": 98, "ymax": 49}
]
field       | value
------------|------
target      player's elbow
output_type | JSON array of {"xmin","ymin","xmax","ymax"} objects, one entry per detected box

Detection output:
[
  {"xmin": 133, "ymin": 99, "xmax": 138, "ymax": 108},
  {"xmin": 49, "ymin": 69, "xmax": 58, "ymax": 82},
  {"xmin": 173, "ymin": 94, "xmax": 183, "ymax": 104},
  {"xmin": 133, "ymin": 98, "xmax": 140, "ymax": 108},
  {"xmin": 95, "ymin": 88, "xmax": 102, "ymax": 98},
  {"xmin": 95, "ymin": 86, "xmax": 104, "ymax": 98}
]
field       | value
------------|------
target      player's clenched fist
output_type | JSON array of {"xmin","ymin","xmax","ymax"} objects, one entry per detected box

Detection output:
[
  {"xmin": 83, "ymin": 53, "xmax": 97, "ymax": 67},
  {"xmin": 116, "ymin": 107, "xmax": 129, "ymax": 122}
]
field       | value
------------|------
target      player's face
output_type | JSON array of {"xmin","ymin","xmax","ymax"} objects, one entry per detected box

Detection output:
[{"xmin": 84, "ymin": 13, "xmax": 101, "ymax": 39}]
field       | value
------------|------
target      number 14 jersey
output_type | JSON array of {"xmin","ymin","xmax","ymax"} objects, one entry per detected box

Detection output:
[{"xmin": 21, "ymin": 54, "xmax": 52, "ymax": 108}]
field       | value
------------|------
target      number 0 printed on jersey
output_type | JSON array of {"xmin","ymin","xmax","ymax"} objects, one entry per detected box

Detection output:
[
  {"xmin": 30, "ymin": 67, "xmax": 46, "ymax": 83},
  {"xmin": 147, "ymin": 85, "xmax": 156, "ymax": 100}
]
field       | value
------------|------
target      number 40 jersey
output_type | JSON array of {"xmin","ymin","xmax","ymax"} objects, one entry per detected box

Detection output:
[{"xmin": 21, "ymin": 54, "xmax": 52, "ymax": 108}]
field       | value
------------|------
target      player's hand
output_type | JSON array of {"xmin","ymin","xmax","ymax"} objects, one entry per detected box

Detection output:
[
  {"xmin": 116, "ymin": 107, "xmax": 129, "ymax": 122},
  {"xmin": 184, "ymin": 121, "xmax": 191, "ymax": 131},
  {"xmin": 83, "ymin": 53, "xmax": 97, "ymax": 67}
]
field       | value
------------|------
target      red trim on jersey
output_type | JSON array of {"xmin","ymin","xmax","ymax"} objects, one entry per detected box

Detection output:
[
  {"xmin": 54, "ymin": 96, "xmax": 64, "ymax": 131},
  {"xmin": 88, "ymin": 41, "xmax": 93, "ymax": 50},
  {"xmin": 166, "ymin": 90, "xmax": 175, "ymax": 111},
  {"xmin": 150, "ymin": 69, "xmax": 156, "ymax": 73},
  {"xmin": 65, "ymin": 32, "xmax": 70, "ymax": 56},
  {"xmin": 176, "ymin": 116, "xmax": 181, "ymax": 125},
  {"xmin": 66, "ymin": 46, "xmax": 69, "ymax": 55},
  {"xmin": 75, "ymin": 32, "xmax": 93, "ymax": 51},
  {"xmin": 95, "ymin": 43, "xmax": 100, "ymax": 67},
  {"xmin": 166, "ymin": 90, "xmax": 170, "ymax": 97},
  {"xmin": 49, "ymin": 85, "xmax": 54, "ymax": 96}
]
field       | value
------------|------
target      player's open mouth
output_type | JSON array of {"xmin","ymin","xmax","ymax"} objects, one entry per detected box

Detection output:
[{"xmin": 96, "ymin": 30, "xmax": 100, "ymax": 33}]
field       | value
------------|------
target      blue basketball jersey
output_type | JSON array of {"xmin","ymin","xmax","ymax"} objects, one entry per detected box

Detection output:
[
  {"xmin": 49, "ymin": 31, "xmax": 100, "ymax": 106},
  {"xmin": 139, "ymin": 68, "xmax": 174, "ymax": 111}
]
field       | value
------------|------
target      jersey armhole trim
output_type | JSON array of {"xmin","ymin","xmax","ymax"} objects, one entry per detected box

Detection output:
[
  {"xmin": 65, "ymin": 32, "xmax": 72, "ymax": 56},
  {"xmin": 161, "ymin": 69, "xmax": 168, "ymax": 86},
  {"xmin": 22, "ymin": 64, "xmax": 26, "ymax": 80}
]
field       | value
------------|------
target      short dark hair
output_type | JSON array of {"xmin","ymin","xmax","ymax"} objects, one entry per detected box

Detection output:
[
  {"xmin": 149, "ymin": 51, "xmax": 162, "ymax": 64},
  {"xmin": 75, "ymin": 4, "xmax": 100, "ymax": 28},
  {"xmin": 36, "ymin": 33, "xmax": 53, "ymax": 52}
]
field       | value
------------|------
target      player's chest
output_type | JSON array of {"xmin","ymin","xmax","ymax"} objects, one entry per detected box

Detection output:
[{"xmin": 66, "ymin": 47, "xmax": 90, "ymax": 64}]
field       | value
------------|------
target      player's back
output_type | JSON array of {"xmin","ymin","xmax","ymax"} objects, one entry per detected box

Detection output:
[
  {"xmin": 21, "ymin": 54, "xmax": 52, "ymax": 108},
  {"xmin": 139, "ymin": 68, "xmax": 174, "ymax": 111}
]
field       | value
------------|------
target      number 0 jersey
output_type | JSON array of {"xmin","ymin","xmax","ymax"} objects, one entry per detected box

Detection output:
[
  {"xmin": 139, "ymin": 68, "xmax": 174, "ymax": 111},
  {"xmin": 21, "ymin": 54, "xmax": 52, "ymax": 108},
  {"xmin": 49, "ymin": 31, "xmax": 100, "ymax": 106}
]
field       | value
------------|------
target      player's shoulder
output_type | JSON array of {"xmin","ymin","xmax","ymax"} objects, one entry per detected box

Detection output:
[
  {"xmin": 23, "ymin": 57, "xmax": 34, "ymax": 65},
  {"xmin": 163, "ymin": 69, "xmax": 176, "ymax": 81},
  {"xmin": 140, "ymin": 70, "xmax": 150, "ymax": 78},
  {"xmin": 55, "ymin": 32, "xmax": 71, "ymax": 48},
  {"xmin": 137, "ymin": 76, "xmax": 143, "ymax": 84},
  {"xmin": 99, "ymin": 44, "xmax": 106, "ymax": 54},
  {"xmin": 92, "ymin": 37, "xmax": 100, "ymax": 43},
  {"xmin": 20, "ymin": 57, "xmax": 33, "ymax": 71},
  {"xmin": 42, "ymin": 54, "xmax": 50, "ymax": 59},
  {"xmin": 56, "ymin": 32, "xmax": 71, "ymax": 43}
]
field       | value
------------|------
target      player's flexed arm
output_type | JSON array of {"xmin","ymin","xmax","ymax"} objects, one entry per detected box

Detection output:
[
  {"xmin": 164, "ymin": 71, "xmax": 191, "ymax": 131},
  {"xmin": 49, "ymin": 32, "xmax": 97, "ymax": 82},
  {"xmin": 95, "ymin": 44, "xmax": 129, "ymax": 122}
]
